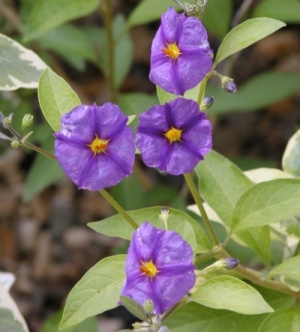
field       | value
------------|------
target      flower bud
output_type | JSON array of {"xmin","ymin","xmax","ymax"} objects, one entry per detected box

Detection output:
[
  {"xmin": 221, "ymin": 76, "xmax": 237, "ymax": 94},
  {"xmin": 3, "ymin": 113, "xmax": 13, "ymax": 129},
  {"xmin": 200, "ymin": 96, "xmax": 214, "ymax": 111},
  {"xmin": 21, "ymin": 114, "xmax": 34, "ymax": 130},
  {"xmin": 143, "ymin": 299, "xmax": 153, "ymax": 316},
  {"xmin": 158, "ymin": 327, "xmax": 170, "ymax": 332},
  {"xmin": 224, "ymin": 257, "xmax": 239, "ymax": 270},
  {"xmin": 159, "ymin": 207, "xmax": 170, "ymax": 229},
  {"xmin": 11, "ymin": 139, "xmax": 20, "ymax": 149}
]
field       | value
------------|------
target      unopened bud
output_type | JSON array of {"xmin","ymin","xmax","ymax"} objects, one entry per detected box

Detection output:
[
  {"xmin": 3, "ymin": 113, "xmax": 13, "ymax": 128},
  {"xmin": 21, "ymin": 114, "xmax": 34, "ymax": 130},
  {"xmin": 200, "ymin": 96, "xmax": 214, "ymax": 111},
  {"xmin": 158, "ymin": 327, "xmax": 170, "ymax": 332},
  {"xmin": 224, "ymin": 257, "xmax": 239, "ymax": 270},
  {"xmin": 11, "ymin": 139, "xmax": 20, "ymax": 149},
  {"xmin": 143, "ymin": 299, "xmax": 153, "ymax": 316},
  {"xmin": 159, "ymin": 207, "xmax": 170, "ymax": 229},
  {"xmin": 221, "ymin": 76, "xmax": 237, "ymax": 94}
]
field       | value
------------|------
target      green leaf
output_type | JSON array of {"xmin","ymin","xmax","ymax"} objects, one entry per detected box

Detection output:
[
  {"xmin": 60, "ymin": 255, "xmax": 126, "ymax": 329},
  {"xmin": 237, "ymin": 227, "xmax": 271, "ymax": 264},
  {"xmin": 268, "ymin": 256, "xmax": 300, "ymax": 281},
  {"xmin": 41, "ymin": 309, "xmax": 97, "ymax": 332},
  {"xmin": 38, "ymin": 67, "xmax": 81, "ymax": 131},
  {"xmin": 195, "ymin": 150, "xmax": 253, "ymax": 227},
  {"xmin": 165, "ymin": 302, "xmax": 267, "ymax": 332},
  {"xmin": 23, "ymin": 0, "xmax": 99, "ymax": 42},
  {"xmin": 38, "ymin": 24, "xmax": 97, "ymax": 71},
  {"xmin": 88, "ymin": 207, "xmax": 211, "ymax": 254},
  {"xmin": 231, "ymin": 179, "xmax": 300, "ymax": 232},
  {"xmin": 202, "ymin": 0, "xmax": 232, "ymax": 39},
  {"xmin": 214, "ymin": 18, "xmax": 286, "ymax": 68},
  {"xmin": 0, "ymin": 33, "xmax": 46, "ymax": 91},
  {"xmin": 258, "ymin": 308, "xmax": 300, "ymax": 332},
  {"xmin": 195, "ymin": 151, "xmax": 271, "ymax": 262},
  {"xmin": 206, "ymin": 72, "xmax": 300, "ymax": 115},
  {"xmin": 126, "ymin": 0, "xmax": 193, "ymax": 28},
  {"xmin": 282, "ymin": 129, "xmax": 300, "ymax": 177},
  {"xmin": 119, "ymin": 296, "xmax": 147, "ymax": 321},
  {"xmin": 190, "ymin": 276, "xmax": 273, "ymax": 315},
  {"xmin": 252, "ymin": 0, "xmax": 300, "ymax": 24}
]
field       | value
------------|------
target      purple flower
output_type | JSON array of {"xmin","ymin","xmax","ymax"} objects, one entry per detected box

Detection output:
[
  {"xmin": 136, "ymin": 98, "xmax": 212, "ymax": 175},
  {"xmin": 121, "ymin": 222, "xmax": 195, "ymax": 314},
  {"xmin": 149, "ymin": 7, "xmax": 213, "ymax": 95},
  {"xmin": 54, "ymin": 103, "xmax": 135, "ymax": 191}
]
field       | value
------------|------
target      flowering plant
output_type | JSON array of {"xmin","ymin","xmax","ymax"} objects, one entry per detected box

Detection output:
[{"xmin": 1, "ymin": 0, "xmax": 300, "ymax": 331}]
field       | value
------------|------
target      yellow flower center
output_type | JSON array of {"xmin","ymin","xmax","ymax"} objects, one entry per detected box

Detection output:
[
  {"xmin": 162, "ymin": 43, "xmax": 181, "ymax": 60},
  {"xmin": 87, "ymin": 135, "xmax": 109, "ymax": 156},
  {"xmin": 164, "ymin": 127, "xmax": 182, "ymax": 143},
  {"xmin": 140, "ymin": 260, "xmax": 159, "ymax": 279}
]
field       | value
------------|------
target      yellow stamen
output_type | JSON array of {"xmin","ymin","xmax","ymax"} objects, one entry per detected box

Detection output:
[
  {"xmin": 164, "ymin": 127, "xmax": 182, "ymax": 143},
  {"xmin": 140, "ymin": 260, "xmax": 159, "ymax": 279},
  {"xmin": 87, "ymin": 135, "xmax": 109, "ymax": 156},
  {"xmin": 162, "ymin": 43, "xmax": 181, "ymax": 60}
]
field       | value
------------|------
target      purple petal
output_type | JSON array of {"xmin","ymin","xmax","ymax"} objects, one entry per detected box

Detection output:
[
  {"xmin": 136, "ymin": 98, "xmax": 212, "ymax": 175},
  {"xmin": 121, "ymin": 222, "xmax": 196, "ymax": 314},
  {"xmin": 152, "ymin": 271, "xmax": 196, "ymax": 313},
  {"xmin": 149, "ymin": 7, "xmax": 213, "ymax": 95},
  {"xmin": 54, "ymin": 102, "xmax": 135, "ymax": 191}
]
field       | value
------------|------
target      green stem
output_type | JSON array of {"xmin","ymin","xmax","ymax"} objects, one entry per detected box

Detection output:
[
  {"xmin": 22, "ymin": 140, "xmax": 139, "ymax": 230},
  {"xmin": 184, "ymin": 173, "xmax": 219, "ymax": 247},
  {"xmin": 99, "ymin": 189, "xmax": 138, "ymax": 230},
  {"xmin": 197, "ymin": 73, "xmax": 210, "ymax": 105},
  {"xmin": 195, "ymin": 245, "xmax": 223, "ymax": 265},
  {"xmin": 218, "ymin": 248, "xmax": 300, "ymax": 298},
  {"xmin": 103, "ymin": 0, "xmax": 116, "ymax": 102},
  {"xmin": 21, "ymin": 141, "xmax": 57, "ymax": 161}
]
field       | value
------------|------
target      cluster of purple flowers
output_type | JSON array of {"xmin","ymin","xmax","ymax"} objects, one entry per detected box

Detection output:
[
  {"xmin": 54, "ymin": 6, "xmax": 214, "ymax": 315},
  {"xmin": 54, "ymin": 7, "xmax": 213, "ymax": 192}
]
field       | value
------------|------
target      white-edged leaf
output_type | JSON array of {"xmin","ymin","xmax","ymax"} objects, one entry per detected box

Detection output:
[
  {"xmin": 0, "ymin": 272, "xmax": 15, "ymax": 291},
  {"xmin": 0, "ymin": 33, "xmax": 46, "ymax": 91},
  {"xmin": 190, "ymin": 276, "xmax": 273, "ymax": 315},
  {"xmin": 60, "ymin": 255, "xmax": 126, "ymax": 329},
  {"xmin": 0, "ymin": 282, "xmax": 29, "ymax": 332},
  {"xmin": 214, "ymin": 18, "xmax": 286, "ymax": 68},
  {"xmin": 38, "ymin": 67, "xmax": 81, "ymax": 131},
  {"xmin": 282, "ymin": 129, "xmax": 300, "ymax": 178},
  {"xmin": 244, "ymin": 168, "xmax": 293, "ymax": 184}
]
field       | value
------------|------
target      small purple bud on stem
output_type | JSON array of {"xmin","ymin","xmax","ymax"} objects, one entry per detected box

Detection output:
[
  {"xmin": 221, "ymin": 76, "xmax": 237, "ymax": 93},
  {"xmin": 201, "ymin": 96, "xmax": 214, "ymax": 111},
  {"xmin": 225, "ymin": 257, "xmax": 239, "ymax": 270}
]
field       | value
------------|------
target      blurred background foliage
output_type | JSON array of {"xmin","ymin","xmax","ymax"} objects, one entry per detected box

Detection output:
[{"xmin": 0, "ymin": 0, "xmax": 300, "ymax": 331}]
